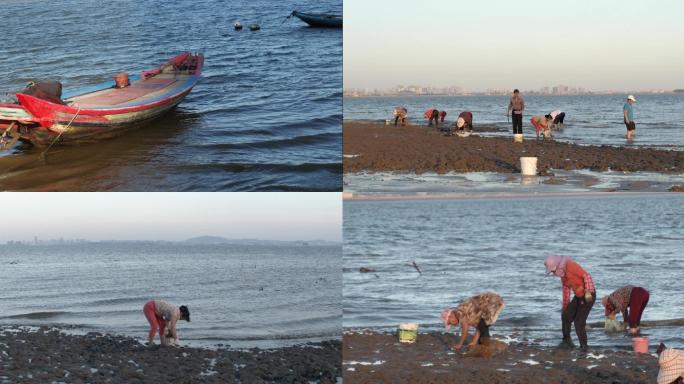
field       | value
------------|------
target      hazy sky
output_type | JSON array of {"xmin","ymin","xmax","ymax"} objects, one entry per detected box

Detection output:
[
  {"xmin": 344, "ymin": 0, "xmax": 684, "ymax": 91},
  {"xmin": 2, "ymin": 193, "xmax": 341, "ymax": 242}
]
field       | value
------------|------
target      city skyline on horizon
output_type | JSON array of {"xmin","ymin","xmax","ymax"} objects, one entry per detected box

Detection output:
[{"xmin": 343, "ymin": 83, "xmax": 680, "ymax": 95}]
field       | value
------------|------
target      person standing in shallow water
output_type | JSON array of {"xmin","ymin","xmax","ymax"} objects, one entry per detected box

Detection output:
[
  {"xmin": 143, "ymin": 299, "xmax": 190, "ymax": 346},
  {"xmin": 507, "ymin": 89, "xmax": 525, "ymax": 135},
  {"xmin": 544, "ymin": 256, "xmax": 596, "ymax": 349},
  {"xmin": 440, "ymin": 292, "xmax": 505, "ymax": 351},
  {"xmin": 624, "ymin": 95, "xmax": 636, "ymax": 140}
]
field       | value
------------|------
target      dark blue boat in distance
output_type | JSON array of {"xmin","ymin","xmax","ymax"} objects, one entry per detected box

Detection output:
[{"xmin": 290, "ymin": 11, "xmax": 342, "ymax": 28}]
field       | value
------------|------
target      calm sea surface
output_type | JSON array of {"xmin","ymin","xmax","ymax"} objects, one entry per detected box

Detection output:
[
  {"xmin": 344, "ymin": 94, "xmax": 684, "ymax": 150},
  {"xmin": 0, "ymin": 243, "xmax": 341, "ymax": 348},
  {"xmin": 0, "ymin": 0, "xmax": 341, "ymax": 191},
  {"xmin": 344, "ymin": 194, "xmax": 684, "ymax": 349}
]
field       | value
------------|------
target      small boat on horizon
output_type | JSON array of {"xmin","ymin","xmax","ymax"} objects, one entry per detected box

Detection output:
[
  {"xmin": 290, "ymin": 11, "xmax": 342, "ymax": 28},
  {"xmin": 0, "ymin": 52, "xmax": 203, "ymax": 147}
]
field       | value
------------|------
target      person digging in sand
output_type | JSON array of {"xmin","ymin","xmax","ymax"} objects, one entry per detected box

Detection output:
[
  {"xmin": 439, "ymin": 110, "xmax": 447, "ymax": 123},
  {"xmin": 544, "ymin": 256, "xmax": 596, "ymax": 350},
  {"xmin": 531, "ymin": 114, "xmax": 554, "ymax": 138},
  {"xmin": 440, "ymin": 292, "xmax": 505, "ymax": 351},
  {"xmin": 424, "ymin": 108, "xmax": 439, "ymax": 126},
  {"xmin": 393, "ymin": 106, "xmax": 408, "ymax": 126},
  {"xmin": 549, "ymin": 110, "xmax": 566, "ymax": 128},
  {"xmin": 455, "ymin": 111, "xmax": 473, "ymax": 134},
  {"xmin": 143, "ymin": 299, "xmax": 190, "ymax": 346},
  {"xmin": 601, "ymin": 285, "xmax": 650, "ymax": 335},
  {"xmin": 657, "ymin": 343, "xmax": 684, "ymax": 384}
]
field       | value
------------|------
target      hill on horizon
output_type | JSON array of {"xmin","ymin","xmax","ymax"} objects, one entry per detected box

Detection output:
[{"xmin": 183, "ymin": 236, "xmax": 339, "ymax": 246}]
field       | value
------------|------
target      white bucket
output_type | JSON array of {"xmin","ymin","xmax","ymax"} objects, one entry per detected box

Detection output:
[
  {"xmin": 513, "ymin": 134, "xmax": 523, "ymax": 143},
  {"xmin": 398, "ymin": 323, "xmax": 418, "ymax": 343},
  {"xmin": 385, "ymin": 119, "xmax": 391, "ymax": 125},
  {"xmin": 520, "ymin": 157, "xmax": 538, "ymax": 176}
]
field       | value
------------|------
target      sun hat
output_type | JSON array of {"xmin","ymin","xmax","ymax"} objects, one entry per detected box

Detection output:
[
  {"xmin": 457, "ymin": 117, "xmax": 465, "ymax": 128},
  {"xmin": 658, "ymin": 348, "xmax": 684, "ymax": 384},
  {"xmin": 627, "ymin": 95, "xmax": 636, "ymax": 102},
  {"xmin": 440, "ymin": 308, "xmax": 455, "ymax": 330},
  {"xmin": 544, "ymin": 255, "xmax": 571, "ymax": 277}
]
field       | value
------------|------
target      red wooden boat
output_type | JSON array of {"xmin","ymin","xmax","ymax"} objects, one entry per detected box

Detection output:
[{"xmin": 1, "ymin": 52, "xmax": 203, "ymax": 146}]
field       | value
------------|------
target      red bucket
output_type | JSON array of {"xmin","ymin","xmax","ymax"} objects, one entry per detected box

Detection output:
[{"xmin": 632, "ymin": 337, "xmax": 649, "ymax": 353}]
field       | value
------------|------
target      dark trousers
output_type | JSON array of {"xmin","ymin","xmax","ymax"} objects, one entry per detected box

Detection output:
[
  {"xmin": 429, "ymin": 111, "xmax": 439, "ymax": 126},
  {"xmin": 394, "ymin": 116, "xmax": 405, "ymax": 125},
  {"xmin": 477, "ymin": 319, "xmax": 490, "ymax": 343},
  {"xmin": 511, "ymin": 112, "xmax": 523, "ymax": 134},
  {"xmin": 628, "ymin": 287, "xmax": 650, "ymax": 328},
  {"xmin": 562, "ymin": 294, "xmax": 594, "ymax": 348},
  {"xmin": 553, "ymin": 112, "xmax": 565, "ymax": 125}
]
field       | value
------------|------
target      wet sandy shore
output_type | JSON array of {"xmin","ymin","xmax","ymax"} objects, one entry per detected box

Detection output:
[
  {"xmin": 0, "ymin": 326, "xmax": 341, "ymax": 383},
  {"xmin": 343, "ymin": 332, "xmax": 658, "ymax": 384},
  {"xmin": 343, "ymin": 121, "xmax": 684, "ymax": 175}
]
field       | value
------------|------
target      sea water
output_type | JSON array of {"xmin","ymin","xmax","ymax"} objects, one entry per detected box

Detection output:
[
  {"xmin": 0, "ymin": 0, "xmax": 341, "ymax": 191},
  {"xmin": 0, "ymin": 242, "xmax": 341, "ymax": 348},
  {"xmin": 343, "ymin": 194, "xmax": 684, "ymax": 349}
]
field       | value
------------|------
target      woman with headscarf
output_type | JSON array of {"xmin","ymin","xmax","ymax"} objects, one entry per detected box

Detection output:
[
  {"xmin": 601, "ymin": 285, "xmax": 650, "ymax": 335},
  {"xmin": 143, "ymin": 299, "xmax": 191, "ymax": 346},
  {"xmin": 544, "ymin": 256, "xmax": 596, "ymax": 349},
  {"xmin": 440, "ymin": 292, "xmax": 505, "ymax": 351}
]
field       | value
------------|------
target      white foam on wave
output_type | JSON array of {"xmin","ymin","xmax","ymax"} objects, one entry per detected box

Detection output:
[
  {"xmin": 521, "ymin": 359, "xmax": 539, "ymax": 365},
  {"xmin": 587, "ymin": 353, "xmax": 606, "ymax": 360},
  {"xmin": 343, "ymin": 360, "xmax": 386, "ymax": 366}
]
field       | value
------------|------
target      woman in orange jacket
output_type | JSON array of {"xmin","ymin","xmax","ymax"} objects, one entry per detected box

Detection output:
[{"xmin": 544, "ymin": 256, "xmax": 596, "ymax": 349}]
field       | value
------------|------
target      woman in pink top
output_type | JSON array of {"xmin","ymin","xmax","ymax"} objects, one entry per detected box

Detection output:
[{"xmin": 143, "ymin": 299, "xmax": 190, "ymax": 345}]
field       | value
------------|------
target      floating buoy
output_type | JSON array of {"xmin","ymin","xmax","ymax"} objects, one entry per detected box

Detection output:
[
  {"xmin": 234, "ymin": 22, "xmax": 242, "ymax": 30},
  {"xmin": 249, "ymin": 23, "xmax": 260, "ymax": 31}
]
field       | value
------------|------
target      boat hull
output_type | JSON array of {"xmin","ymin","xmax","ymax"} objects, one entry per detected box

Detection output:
[
  {"xmin": 18, "ymin": 90, "xmax": 190, "ymax": 145},
  {"xmin": 12, "ymin": 52, "xmax": 203, "ymax": 147},
  {"xmin": 292, "ymin": 11, "xmax": 342, "ymax": 28}
]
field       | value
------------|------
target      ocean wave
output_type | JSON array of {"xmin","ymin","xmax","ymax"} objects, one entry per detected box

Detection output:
[
  {"xmin": 198, "ymin": 132, "xmax": 340, "ymax": 150},
  {"xmin": 175, "ymin": 162, "xmax": 341, "ymax": 174},
  {"xmin": 187, "ymin": 331, "xmax": 340, "ymax": 342},
  {"xmin": 1, "ymin": 311, "xmax": 71, "ymax": 320}
]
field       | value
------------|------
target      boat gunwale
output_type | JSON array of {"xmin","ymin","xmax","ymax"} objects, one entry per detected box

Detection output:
[{"xmin": 16, "ymin": 53, "xmax": 203, "ymax": 118}]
